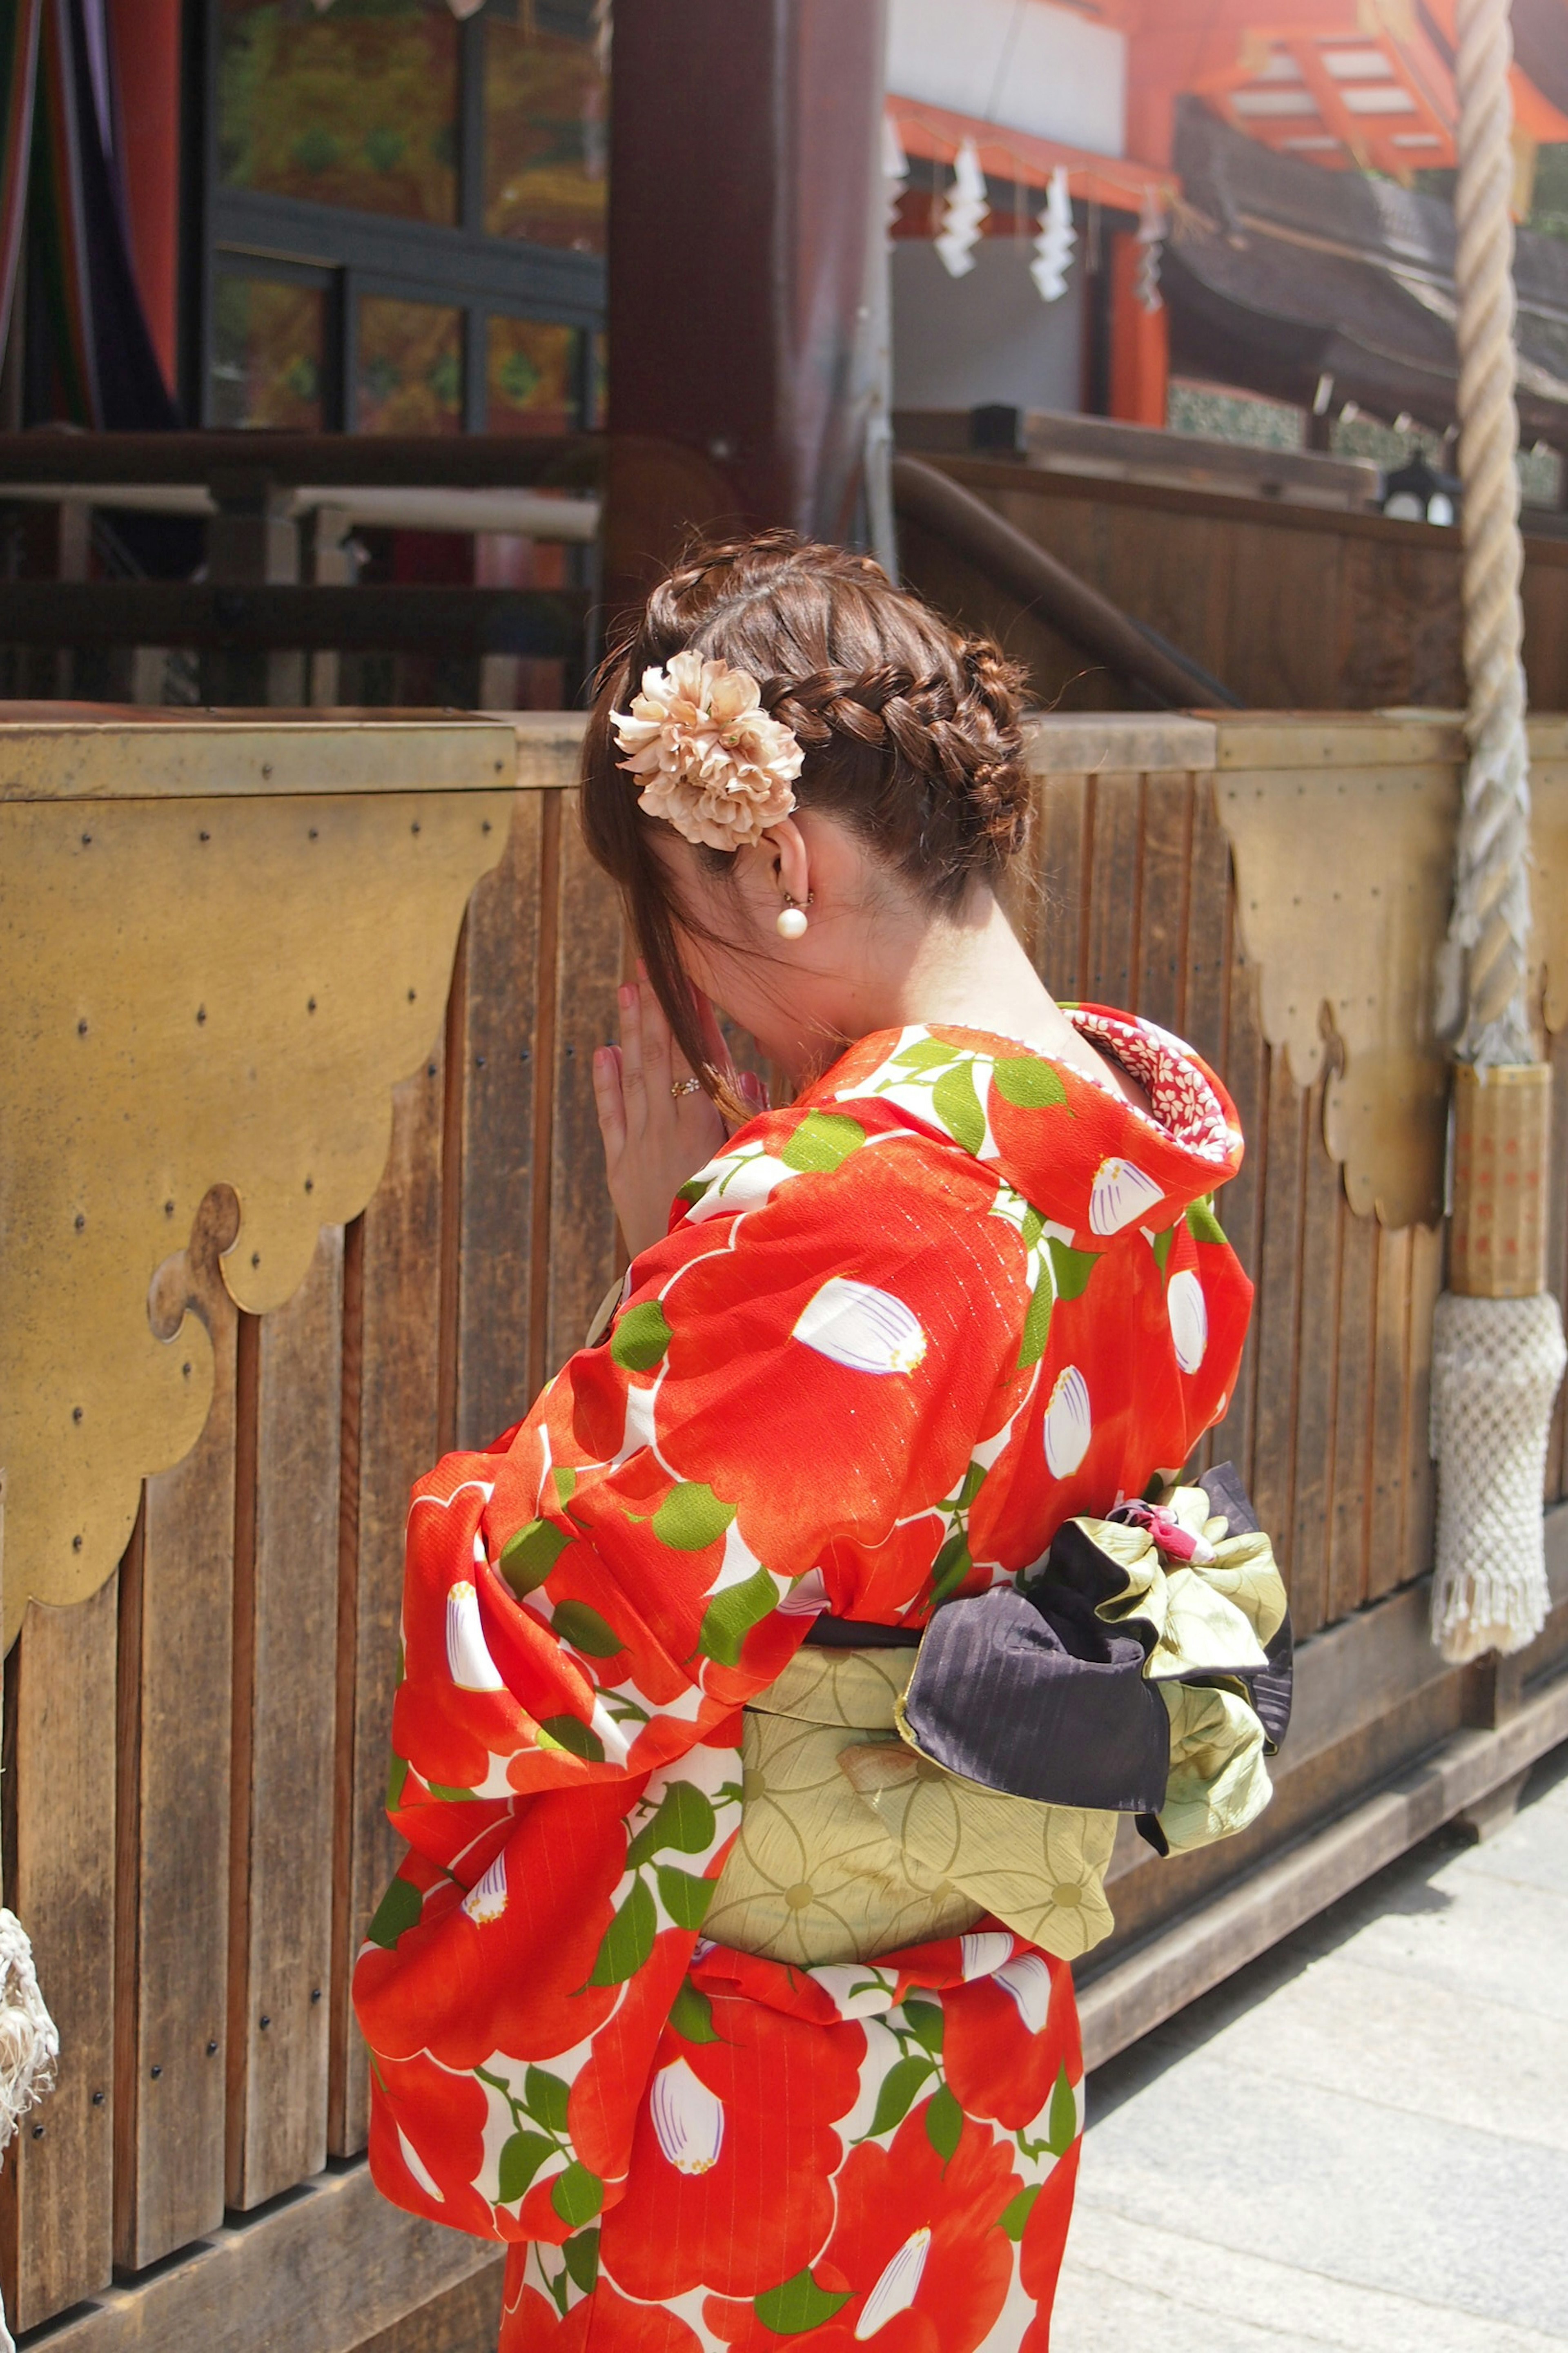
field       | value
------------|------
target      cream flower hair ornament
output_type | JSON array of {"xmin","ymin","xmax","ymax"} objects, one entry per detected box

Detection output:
[{"xmin": 612, "ymin": 649, "xmax": 804, "ymax": 851}]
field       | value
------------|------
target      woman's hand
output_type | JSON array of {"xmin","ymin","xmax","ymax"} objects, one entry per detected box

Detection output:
[{"xmin": 593, "ymin": 979, "xmax": 767, "ymax": 1258}]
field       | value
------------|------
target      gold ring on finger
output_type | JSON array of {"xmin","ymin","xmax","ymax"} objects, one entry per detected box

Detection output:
[{"xmin": 670, "ymin": 1077, "xmax": 704, "ymax": 1100}]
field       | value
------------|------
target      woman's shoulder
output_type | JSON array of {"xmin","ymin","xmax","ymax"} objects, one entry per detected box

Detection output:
[{"xmin": 671, "ymin": 1086, "xmax": 1000, "ymax": 1237}]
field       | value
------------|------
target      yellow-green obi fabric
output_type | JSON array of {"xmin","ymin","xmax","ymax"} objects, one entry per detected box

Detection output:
[{"xmin": 706, "ymin": 1489, "xmax": 1287, "ymax": 1971}]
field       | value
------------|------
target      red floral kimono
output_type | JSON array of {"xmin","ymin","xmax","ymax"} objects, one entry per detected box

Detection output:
[{"xmin": 355, "ymin": 1009, "xmax": 1252, "ymax": 2353}]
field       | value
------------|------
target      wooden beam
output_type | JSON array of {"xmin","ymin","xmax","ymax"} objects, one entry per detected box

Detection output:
[
  {"xmin": 0, "ymin": 584, "xmax": 589, "ymax": 656},
  {"xmin": 0, "ymin": 435, "xmax": 601, "ymax": 488},
  {"xmin": 26, "ymin": 2161, "xmax": 499, "ymax": 2353}
]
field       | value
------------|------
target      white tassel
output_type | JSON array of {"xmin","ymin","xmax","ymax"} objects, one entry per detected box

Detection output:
[
  {"xmin": 1430, "ymin": 1292, "xmax": 1566, "ymax": 1661},
  {"xmin": 0, "ymin": 1911, "xmax": 56, "ymax": 2159}
]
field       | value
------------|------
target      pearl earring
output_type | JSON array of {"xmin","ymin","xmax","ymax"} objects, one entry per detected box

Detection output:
[{"xmin": 776, "ymin": 895, "xmax": 809, "ymax": 941}]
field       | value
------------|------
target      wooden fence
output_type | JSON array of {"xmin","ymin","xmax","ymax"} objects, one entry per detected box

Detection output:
[
  {"xmin": 898, "ymin": 455, "xmax": 1568, "ymax": 716},
  {"xmin": 3, "ymin": 706, "xmax": 1565, "ymax": 2352}
]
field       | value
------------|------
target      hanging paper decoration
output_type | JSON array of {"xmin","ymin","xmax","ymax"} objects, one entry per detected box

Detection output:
[
  {"xmin": 882, "ymin": 110, "xmax": 909, "ymax": 242},
  {"xmin": 1030, "ymin": 164, "xmax": 1075, "ymax": 303},
  {"xmin": 935, "ymin": 137, "xmax": 988, "ymax": 279},
  {"xmin": 1135, "ymin": 186, "xmax": 1166, "ymax": 314}
]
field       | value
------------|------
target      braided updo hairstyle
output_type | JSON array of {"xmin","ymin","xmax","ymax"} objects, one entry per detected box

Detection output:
[{"xmin": 581, "ymin": 529, "xmax": 1033, "ymax": 1091}]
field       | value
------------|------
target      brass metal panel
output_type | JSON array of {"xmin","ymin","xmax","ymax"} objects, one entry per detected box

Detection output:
[
  {"xmin": 1216, "ymin": 715, "xmax": 1465, "ymax": 770},
  {"xmin": 1025, "ymin": 714, "xmax": 1217, "ymax": 777},
  {"xmin": 0, "ymin": 768, "xmax": 511, "ymax": 1648},
  {"xmin": 1215, "ymin": 757, "xmax": 1460, "ymax": 1228},
  {"xmin": 1535, "ymin": 755, "xmax": 1568, "ymax": 1039},
  {"xmin": 508, "ymin": 710, "xmax": 588, "ymax": 786},
  {"xmin": 0, "ymin": 716, "xmax": 523, "ymax": 801}
]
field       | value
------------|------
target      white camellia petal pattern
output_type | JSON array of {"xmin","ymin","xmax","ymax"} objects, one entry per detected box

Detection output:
[
  {"xmin": 445, "ymin": 1579, "xmax": 506, "ymax": 1692},
  {"xmin": 778, "ymin": 1566, "xmax": 831, "ymax": 1616},
  {"xmin": 1167, "ymin": 1267, "xmax": 1209, "ymax": 1373},
  {"xmin": 1043, "ymin": 1364, "xmax": 1093, "ymax": 1477},
  {"xmin": 460, "ymin": 1853, "xmax": 508, "ymax": 1926},
  {"xmin": 398, "ymin": 2124, "xmax": 446, "ymax": 2201},
  {"xmin": 1089, "ymin": 1155, "xmax": 1166, "ymax": 1236},
  {"xmin": 649, "ymin": 2057, "xmax": 725, "ymax": 2175},
  {"xmin": 855, "ymin": 2225, "xmax": 933, "ymax": 2340},
  {"xmin": 793, "ymin": 1278, "xmax": 928, "ymax": 1374},
  {"xmin": 959, "ymin": 1929, "xmax": 1013, "ymax": 1981},
  {"xmin": 994, "ymin": 1951, "xmax": 1053, "ymax": 2036},
  {"xmin": 683, "ymin": 1153, "xmax": 797, "ymax": 1223}
]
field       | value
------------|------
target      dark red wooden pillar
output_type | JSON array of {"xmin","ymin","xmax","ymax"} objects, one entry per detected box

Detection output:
[
  {"xmin": 106, "ymin": 0, "xmax": 182, "ymax": 397},
  {"xmin": 604, "ymin": 0, "xmax": 886, "ymax": 617}
]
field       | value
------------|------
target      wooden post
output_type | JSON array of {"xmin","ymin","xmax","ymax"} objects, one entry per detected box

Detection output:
[
  {"xmin": 17, "ymin": 500, "xmax": 88, "ymax": 700},
  {"xmin": 603, "ymin": 0, "xmax": 886, "ymax": 619},
  {"xmin": 1108, "ymin": 229, "xmax": 1169, "ymax": 429},
  {"xmin": 204, "ymin": 471, "xmax": 305, "ymax": 708}
]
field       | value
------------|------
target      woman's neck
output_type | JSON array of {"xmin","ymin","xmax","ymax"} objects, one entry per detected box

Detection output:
[{"xmin": 806, "ymin": 888, "xmax": 1151, "ymax": 1113}]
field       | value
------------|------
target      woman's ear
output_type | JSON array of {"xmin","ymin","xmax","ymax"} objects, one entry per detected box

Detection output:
[{"xmin": 762, "ymin": 816, "xmax": 811, "ymax": 909}]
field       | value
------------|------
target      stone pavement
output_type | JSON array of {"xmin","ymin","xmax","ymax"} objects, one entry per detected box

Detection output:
[{"xmin": 1055, "ymin": 1740, "xmax": 1568, "ymax": 2352}]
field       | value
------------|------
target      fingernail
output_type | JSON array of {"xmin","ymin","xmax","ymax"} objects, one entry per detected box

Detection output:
[{"xmin": 618, "ymin": 984, "xmax": 634, "ymax": 1009}]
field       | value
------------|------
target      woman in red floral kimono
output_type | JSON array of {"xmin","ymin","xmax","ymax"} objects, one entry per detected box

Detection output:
[{"xmin": 355, "ymin": 535, "xmax": 1275, "ymax": 2352}]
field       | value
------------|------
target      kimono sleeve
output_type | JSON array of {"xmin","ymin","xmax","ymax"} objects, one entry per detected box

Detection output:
[{"xmin": 352, "ymin": 1138, "xmax": 1025, "ymax": 2247}]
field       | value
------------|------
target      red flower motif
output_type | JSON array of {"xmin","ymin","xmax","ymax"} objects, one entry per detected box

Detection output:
[
  {"xmin": 354, "ymin": 1783, "xmax": 627, "ymax": 2074},
  {"xmin": 708, "ymin": 2099, "xmax": 1021, "ymax": 2353},
  {"xmin": 942, "ymin": 1948, "xmax": 1080, "ymax": 2132},
  {"xmin": 1018, "ymin": 2141, "xmax": 1082, "ymax": 2353},
  {"xmin": 601, "ymin": 1987, "xmax": 866, "ymax": 2301},
  {"xmin": 630, "ymin": 1155, "xmax": 1022, "ymax": 1583},
  {"xmin": 368, "ymin": 2050, "xmax": 498, "ymax": 2240},
  {"xmin": 500, "ymin": 2268, "xmax": 705, "ymax": 2353},
  {"xmin": 566, "ymin": 1928, "xmax": 702, "ymax": 2192}
]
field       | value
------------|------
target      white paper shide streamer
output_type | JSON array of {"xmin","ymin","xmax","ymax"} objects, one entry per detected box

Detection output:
[
  {"xmin": 1134, "ymin": 187, "xmax": 1166, "ymax": 314},
  {"xmin": 1031, "ymin": 166, "xmax": 1076, "ymax": 303},
  {"xmin": 935, "ymin": 139, "xmax": 989, "ymax": 278}
]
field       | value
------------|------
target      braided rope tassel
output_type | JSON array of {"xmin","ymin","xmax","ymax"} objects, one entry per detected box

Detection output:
[
  {"xmin": 1436, "ymin": 0, "xmax": 1536, "ymax": 1066},
  {"xmin": 1430, "ymin": 0, "xmax": 1566, "ymax": 1666}
]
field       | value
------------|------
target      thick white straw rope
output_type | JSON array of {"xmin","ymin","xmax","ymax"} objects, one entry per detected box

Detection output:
[
  {"xmin": 1431, "ymin": 0, "xmax": 1565, "ymax": 1665},
  {"xmin": 1437, "ymin": 0, "xmax": 1537, "ymax": 1066}
]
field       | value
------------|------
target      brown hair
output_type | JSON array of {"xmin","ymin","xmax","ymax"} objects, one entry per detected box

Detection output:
[{"xmin": 581, "ymin": 529, "xmax": 1032, "ymax": 1091}]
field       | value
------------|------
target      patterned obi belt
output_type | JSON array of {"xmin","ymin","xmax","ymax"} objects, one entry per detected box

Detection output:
[{"xmin": 705, "ymin": 1477, "xmax": 1291, "ymax": 1974}]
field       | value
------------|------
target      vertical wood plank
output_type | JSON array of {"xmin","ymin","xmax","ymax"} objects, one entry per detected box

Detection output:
[
  {"xmin": 1289, "ymin": 1082, "xmax": 1343, "ymax": 1639},
  {"xmin": 1082, "ymin": 773, "xmax": 1143, "ymax": 1009},
  {"xmin": 545, "ymin": 793, "xmax": 624, "ymax": 1375},
  {"xmin": 1207, "ymin": 938, "xmax": 1267, "ymax": 1490},
  {"xmin": 1183, "ymin": 779, "xmax": 1232, "ymax": 1076},
  {"xmin": 1327, "ymin": 1202, "xmax": 1379, "ymax": 1621},
  {"xmin": 114, "ymin": 1187, "xmax": 238, "ymax": 2270},
  {"xmin": 1223, "ymin": 518, "xmax": 1343, "ymax": 707},
  {"xmin": 1545, "ymin": 1019, "xmax": 1568, "ymax": 1502},
  {"xmin": 330, "ymin": 1059, "xmax": 445, "ymax": 2159},
  {"xmin": 457, "ymin": 792, "xmax": 544, "ymax": 1451},
  {"xmin": 1368, "ymin": 1223, "xmax": 1414, "ymax": 1600},
  {"xmin": 0, "ymin": 1577, "xmax": 118, "ymax": 2330},
  {"xmin": 1247, "ymin": 1050, "xmax": 1307, "ymax": 1593},
  {"xmin": 1134, "ymin": 773, "xmax": 1191, "ymax": 1033},
  {"xmin": 228, "ymin": 1228, "xmax": 343, "ymax": 2210},
  {"xmin": 1403, "ymin": 1221, "xmax": 1445, "ymax": 1584},
  {"xmin": 1033, "ymin": 773, "xmax": 1088, "ymax": 999}
]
